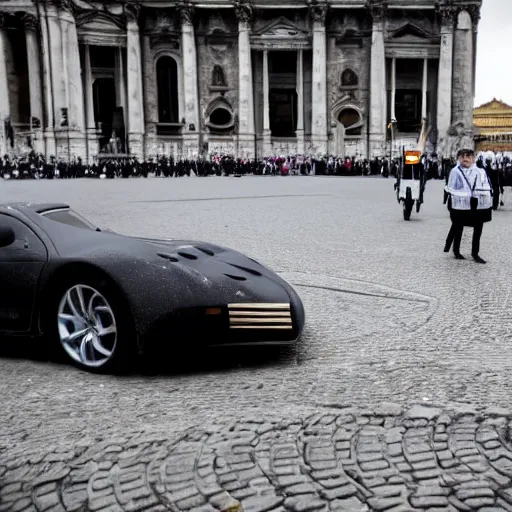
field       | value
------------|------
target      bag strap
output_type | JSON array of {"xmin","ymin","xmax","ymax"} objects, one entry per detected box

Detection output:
[{"xmin": 458, "ymin": 167, "xmax": 477, "ymax": 193}]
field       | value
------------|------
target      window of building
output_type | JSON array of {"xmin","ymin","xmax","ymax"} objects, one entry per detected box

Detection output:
[
  {"xmin": 209, "ymin": 108, "xmax": 232, "ymax": 126},
  {"xmin": 338, "ymin": 108, "xmax": 362, "ymax": 136},
  {"xmin": 341, "ymin": 69, "xmax": 358, "ymax": 87},
  {"xmin": 157, "ymin": 56, "xmax": 179, "ymax": 123},
  {"xmin": 90, "ymin": 46, "xmax": 116, "ymax": 69},
  {"xmin": 269, "ymin": 51, "xmax": 296, "ymax": 74}
]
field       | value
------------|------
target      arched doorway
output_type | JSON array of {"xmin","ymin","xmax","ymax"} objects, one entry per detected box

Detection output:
[
  {"xmin": 157, "ymin": 56, "xmax": 179, "ymax": 123},
  {"xmin": 93, "ymin": 78, "xmax": 116, "ymax": 149}
]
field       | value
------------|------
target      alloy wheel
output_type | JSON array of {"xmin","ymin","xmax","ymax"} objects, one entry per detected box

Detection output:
[{"xmin": 57, "ymin": 284, "xmax": 117, "ymax": 368}]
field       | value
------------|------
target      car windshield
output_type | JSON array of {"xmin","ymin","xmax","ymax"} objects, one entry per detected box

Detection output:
[{"xmin": 40, "ymin": 209, "xmax": 99, "ymax": 231}]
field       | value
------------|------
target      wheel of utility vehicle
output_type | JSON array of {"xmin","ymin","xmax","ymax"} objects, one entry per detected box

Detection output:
[{"xmin": 403, "ymin": 200, "xmax": 413, "ymax": 220}]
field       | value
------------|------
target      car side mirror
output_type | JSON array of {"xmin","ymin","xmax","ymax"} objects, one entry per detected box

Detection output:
[{"xmin": 0, "ymin": 226, "xmax": 15, "ymax": 248}]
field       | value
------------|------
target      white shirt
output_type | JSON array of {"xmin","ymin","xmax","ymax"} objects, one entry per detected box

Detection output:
[{"xmin": 445, "ymin": 164, "xmax": 493, "ymax": 210}]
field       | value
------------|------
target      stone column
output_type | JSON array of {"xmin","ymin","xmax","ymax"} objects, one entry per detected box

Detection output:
[
  {"xmin": 83, "ymin": 45, "xmax": 94, "ymax": 131},
  {"xmin": 60, "ymin": 3, "xmax": 85, "ymax": 158},
  {"xmin": 46, "ymin": 1, "xmax": 66, "ymax": 157},
  {"xmin": 296, "ymin": 49, "xmax": 304, "ymax": 154},
  {"xmin": 421, "ymin": 58, "xmax": 428, "ymax": 121},
  {"xmin": 23, "ymin": 15, "xmax": 43, "ymax": 137},
  {"xmin": 142, "ymin": 34, "xmax": 156, "ymax": 156},
  {"xmin": 235, "ymin": 2, "xmax": 255, "ymax": 158},
  {"xmin": 83, "ymin": 44, "xmax": 98, "ymax": 162},
  {"xmin": 390, "ymin": 57, "xmax": 396, "ymax": 121},
  {"xmin": 115, "ymin": 46, "xmax": 128, "ymax": 154},
  {"xmin": 452, "ymin": 9, "xmax": 474, "ymax": 132},
  {"xmin": 368, "ymin": 2, "xmax": 387, "ymax": 158},
  {"xmin": 115, "ymin": 47, "xmax": 128, "ymax": 120},
  {"xmin": 179, "ymin": 2, "xmax": 200, "ymax": 159},
  {"xmin": 0, "ymin": 14, "xmax": 10, "ymax": 157},
  {"xmin": 262, "ymin": 49, "xmax": 271, "ymax": 156},
  {"xmin": 468, "ymin": 5, "xmax": 480, "ymax": 100},
  {"xmin": 126, "ymin": 4, "xmax": 145, "ymax": 158},
  {"xmin": 436, "ymin": 5, "xmax": 454, "ymax": 156},
  {"xmin": 309, "ymin": 1, "xmax": 328, "ymax": 156},
  {"xmin": 35, "ymin": 0, "xmax": 56, "ymax": 156}
]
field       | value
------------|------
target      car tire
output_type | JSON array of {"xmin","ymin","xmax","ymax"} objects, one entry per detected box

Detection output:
[{"xmin": 45, "ymin": 271, "xmax": 136, "ymax": 374}]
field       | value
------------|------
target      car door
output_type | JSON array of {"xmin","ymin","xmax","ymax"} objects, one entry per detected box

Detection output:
[{"xmin": 0, "ymin": 213, "xmax": 48, "ymax": 333}]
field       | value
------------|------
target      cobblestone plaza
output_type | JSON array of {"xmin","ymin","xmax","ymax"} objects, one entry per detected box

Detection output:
[{"xmin": 1, "ymin": 176, "xmax": 512, "ymax": 510}]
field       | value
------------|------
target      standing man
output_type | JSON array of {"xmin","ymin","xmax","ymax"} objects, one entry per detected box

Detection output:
[{"xmin": 443, "ymin": 148, "xmax": 493, "ymax": 263}]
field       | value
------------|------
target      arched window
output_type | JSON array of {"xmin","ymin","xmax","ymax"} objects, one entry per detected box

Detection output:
[
  {"xmin": 157, "ymin": 56, "xmax": 179, "ymax": 123},
  {"xmin": 341, "ymin": 69, "xmax": 358, "ymax": 87}
]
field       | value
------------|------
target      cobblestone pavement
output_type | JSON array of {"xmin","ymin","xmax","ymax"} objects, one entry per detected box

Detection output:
[{"xmin": 1, "ymin": 176, "xmax": 512, "ymax": 511}]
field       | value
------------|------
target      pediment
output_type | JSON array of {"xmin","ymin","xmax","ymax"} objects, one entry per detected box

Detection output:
[
  {"xmin": 474, "ymin": 98, "xmax": 512, "ymax": 114},
  {"xmin": 389, "ymin": 23, "xmax": 432, "ymax": 40},
  {"xmin": 76, "ymin": 11, "xmax": 125, "ymax": 31},
  {"xmin": 253, "ymin": 17, "xmax": 308, "ymax": 38}
]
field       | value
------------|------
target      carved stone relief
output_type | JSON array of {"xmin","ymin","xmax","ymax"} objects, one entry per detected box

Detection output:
[
  {"xmin": 234, "ymin": 2, "xmax": 253, "ymax": 23},
  {"xmin": 307, "ymin": 0, "xmax": 328, "ymax": 24},
  {"xmin": 207, "ymin": 44, "xmax": 229, "ymax": 65},
  {"xmin": 208, "ymin": 13, "xmax": 229, "ymax": 34},
  {"xmin": 178, "ymin": 2, "xmax": 194, "ymax": 24}
]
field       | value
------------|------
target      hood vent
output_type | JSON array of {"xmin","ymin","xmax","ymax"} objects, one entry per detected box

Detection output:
[
  {"xmin": 224, "ymin": 273, "xmax": 247, "ymax": 281},
  {"xmin": 177, "ymin": 251, "xmax": 198, "ymax": 260},
  {"xmin": 228, "ymin": 263, "xmax": 262, "ymax": 276},
  {"xmin": 228, "ymin": 303, "xmax": 292, "ymax": 330},
  {"xmin": 157, "ymin": 253, "xmax": 179, "ymax": 262},
  {"xmin": 195, "ymin": 245, "xmax": 215, "ymax": 256}
]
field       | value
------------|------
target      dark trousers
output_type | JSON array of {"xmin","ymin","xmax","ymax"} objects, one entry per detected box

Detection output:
[
  {"xmin": 445, "ymin": 222, "xmax": 483, "ymax": 256},
  {"xmin": 493, "ymin": 188, "xmax": 500, "ymax": 210}
]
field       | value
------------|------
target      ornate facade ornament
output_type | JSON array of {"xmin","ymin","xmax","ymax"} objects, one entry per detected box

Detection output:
[
  {"xmin": 307, "ymin": 0, "xmax": 328, "ymax": 24},
  {"xmin": 50, "ymin": 0, "xmax": 74, "ymax": 14},
  {"xmin": 125, "ymin": 2, "xmax": 141, "ymax": 23},
  {"xmin": 21, "ymin": 13, "xmax": 38, "ymax": 31},
  {"xmin": 234, "ymin": 2, "xmax": 253, "ymax": 24},
  {"xmin": 436, "ymin": 4, "xmax": 456, "ymax": 27},
  {"xmin": 178, "ymin": 2, "xmax": 194, "ymax": 24},
  {"xmin": 366, "ymin": 0, "xmax": 387, "ymax": 23}
]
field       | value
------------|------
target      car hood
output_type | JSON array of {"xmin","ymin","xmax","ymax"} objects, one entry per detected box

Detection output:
[
  {"xmin": 130, "ymin": 236, "xmax": 290, "ymax": 302},
  {"xmin": 40, "ymin": 218, "xmax": 293, "ymax": 305}
]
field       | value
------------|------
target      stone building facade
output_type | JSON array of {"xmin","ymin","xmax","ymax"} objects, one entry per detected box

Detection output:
[{"xmin": 0, "ymin": 0, "xmax": 482, "ymax": 161}]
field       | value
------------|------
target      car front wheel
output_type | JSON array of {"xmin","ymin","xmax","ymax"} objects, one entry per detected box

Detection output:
[{"xmin": 48, "ymin": 275, "xmax": 135, "ymax": 373}]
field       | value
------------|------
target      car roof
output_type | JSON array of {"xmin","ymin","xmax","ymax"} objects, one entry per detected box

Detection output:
[{"xmin": 0, "ymin": 203, "xmax": 71, "ymax": 214}]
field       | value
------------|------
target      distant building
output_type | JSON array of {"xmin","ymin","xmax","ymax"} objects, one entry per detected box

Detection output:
[
  {"xmin": 474, "ymin": 99, "xmax": 512, "ymax": 153},
  {"xmin": 0, "ymin": 0, "xmax": 482, "ymax": 161}
]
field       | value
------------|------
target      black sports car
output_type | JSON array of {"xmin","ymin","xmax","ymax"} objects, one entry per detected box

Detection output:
[{"xmin": 0, "ymin": 203, "xmax": 305, "ymax": 372}]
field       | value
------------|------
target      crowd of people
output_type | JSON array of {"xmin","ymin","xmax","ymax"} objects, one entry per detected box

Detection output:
[
  {"xmin": 0, "ymin": 152, "xmax": 460, "ymax": 180},
  {"xmin": 1, "ymin": 150, "xmax": 511, "ymax": 185}
]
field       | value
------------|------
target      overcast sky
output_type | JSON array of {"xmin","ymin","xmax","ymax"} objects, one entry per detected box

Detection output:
[{"xmin": 475, "ymin": 0, "xmax": 512, "ymax": 107}]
